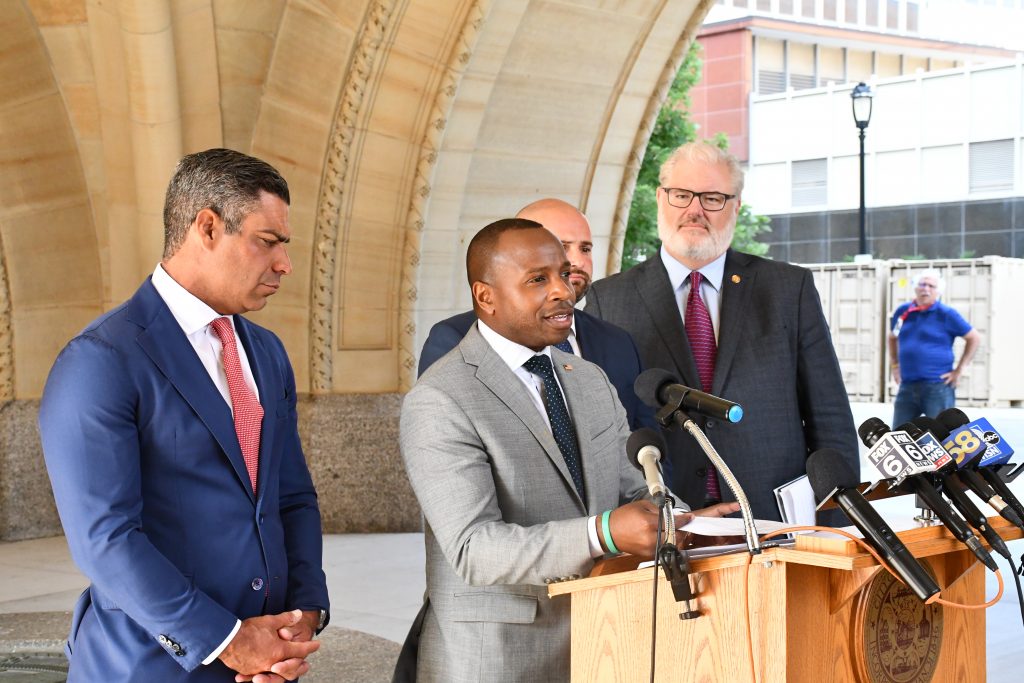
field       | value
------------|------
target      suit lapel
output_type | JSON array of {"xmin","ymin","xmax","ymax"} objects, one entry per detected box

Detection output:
[
  {"xmin": 129, "ymin": 283, "xmax": 256, "ymax": 504},
  {"xmin": 712, "ymin": 250, "xmax": 756, "ymax": 396},
  {"xmin": 462, "ymin": 328, "xmax": 586, "ymax": 512},
  {"xmin": 234, "ymin": 318, "xmax": 279, "ymax": 503},
  {"xmin": 636, "ymin": 257, "xmax": 701, "ymax": 387}
]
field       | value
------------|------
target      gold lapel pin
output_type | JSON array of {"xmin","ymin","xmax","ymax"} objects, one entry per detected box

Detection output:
[
  {"xmin": 562, "ymin": 364, "xmax": 573, "ymax": 371},
  {"xmin": 731, "ymin": 274, "xmax": 741, "ymax": 284}
]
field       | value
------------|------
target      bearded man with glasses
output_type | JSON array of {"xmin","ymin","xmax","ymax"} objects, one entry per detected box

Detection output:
[{"xmin": 586, "ymin": 141, "xmax": 858, "ymax": 523}]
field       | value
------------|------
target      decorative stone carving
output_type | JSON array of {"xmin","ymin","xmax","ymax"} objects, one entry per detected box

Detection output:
[
  {"xmin": 310, "ymin": 0, "xmax": 398, "ymax": 393},
  {"xmin": 396, "ymin": 0, "xmax": 491, "ymax": 391},
  {"xmin": 0, "ymin": 232, "xmax": 12, "ymax": 404}
]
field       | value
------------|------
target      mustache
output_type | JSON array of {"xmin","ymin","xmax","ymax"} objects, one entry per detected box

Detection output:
[
  {"xmin": 677, "ymin": 215, "xmax": 712, "ymax": 230},
  {"xmin": 545, "ymin": 301, "xmax": 575, "ymax": 315}
]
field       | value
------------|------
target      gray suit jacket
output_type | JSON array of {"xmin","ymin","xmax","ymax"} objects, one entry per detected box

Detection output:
[
  {"xmin": 398, "ymin": 325, "xmax": 647, "ymax": 682},
  {"xmin": 585, "ymin": 249, "xmax": 858, "ymax": 521}
]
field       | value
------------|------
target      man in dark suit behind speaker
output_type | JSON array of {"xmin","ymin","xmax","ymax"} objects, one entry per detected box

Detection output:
[
  {"xmin": 585, "ymin": 141, "xmax": 859, "ymax": 521},
  {"xmin": 418, "ymin": 198, "xmax": 656, "ymax": 434}
]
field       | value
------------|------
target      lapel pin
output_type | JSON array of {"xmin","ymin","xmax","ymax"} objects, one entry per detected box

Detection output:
[
  {"xmin": 562, "ymin": 364, "xmax": 573, "ymax": 371},
  {"xmin": 731, "ymin": 274, "xmax": 741, "ymax": 284}
]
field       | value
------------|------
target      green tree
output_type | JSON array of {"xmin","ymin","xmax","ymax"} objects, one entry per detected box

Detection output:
[{"xmin": 622, "ymin": 44, "xmax": 771, "ymax": 270}]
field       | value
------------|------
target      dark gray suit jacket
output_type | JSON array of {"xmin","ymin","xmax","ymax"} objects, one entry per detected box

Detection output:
[{"xmin": 585, "ymin": 249, "xmax": 858, "ymax": 521}]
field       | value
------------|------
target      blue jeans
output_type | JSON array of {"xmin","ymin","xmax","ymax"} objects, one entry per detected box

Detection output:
[{"xmin": 893, "ymin": 381, "xmax": 956, "ymax": 428}]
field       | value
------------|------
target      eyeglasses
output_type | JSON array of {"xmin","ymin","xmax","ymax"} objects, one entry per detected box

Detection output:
[{"xmin": 661, "ymin": 187, "xmax": 736, "ymax": 211}]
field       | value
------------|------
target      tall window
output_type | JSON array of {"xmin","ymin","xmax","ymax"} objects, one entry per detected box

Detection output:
[{"xmin": 757, "ymin": 38, "xmax": 786, "ymax": 94}]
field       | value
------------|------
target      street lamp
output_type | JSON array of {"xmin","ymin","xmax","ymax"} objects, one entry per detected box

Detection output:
[{"xmin": 851, "ymin": 82, "xmax": 874, "ymax": 257}]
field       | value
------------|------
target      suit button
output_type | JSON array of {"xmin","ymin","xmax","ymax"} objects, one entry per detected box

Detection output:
[
  {"xmin": 158, "ymin": 635, "xmax": 169, "ymax": 645},
  {"xmin": 706, "ymin": 420, "xmax": 715, "ymax": 430},
  {"xmin": 696, "ymin": 467, "xmax": 707, "ymax": 477},
  {"xmin": 259, "ymin": 515, "xmax": 265, "ymax": 525},
  {"xmin": 251, "ymin": 578, "xmax": 264, "ymax": 591}
]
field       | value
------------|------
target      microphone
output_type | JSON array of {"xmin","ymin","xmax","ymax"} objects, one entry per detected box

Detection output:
[
  {"xmin": 912, "ymin": 415, "xmax": 1024, "ymax": 530},
  {"xmin": 634, "ymin": 368, "xmax": 743, "ymax": 423},
  {"xmin": 627, "ymin": 428, "xmax": 669, "ymax": 505},
  {"xmin": 806, "ymin": 448, "xmax": 939, "ymax": 602},
  {"xmin": 900, "ymin": 420, "xmax": 1011, "ymax": 560},
  {"xmin": 859, "ymin": 417, "xmax": 997, "ymax": 571},
  {"xmin": 936, "ymin": 408, "xmax": 1024, "ymax": 526}
]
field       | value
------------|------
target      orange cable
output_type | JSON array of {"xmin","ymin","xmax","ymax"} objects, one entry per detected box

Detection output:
[{"xmin": 758, "ymin": 525, "xmax": 1004, "ymax": 609}]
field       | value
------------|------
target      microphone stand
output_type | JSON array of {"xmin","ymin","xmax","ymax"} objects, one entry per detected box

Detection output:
[
  {"xmin": 656, "ymin": 404, "xmax": 763, "ymax": 556},
  {"xmin": 655, "ymin": 491, "xmax": 700, "ymax": 620}
]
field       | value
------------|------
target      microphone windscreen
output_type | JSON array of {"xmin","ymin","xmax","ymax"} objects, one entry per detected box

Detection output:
[
  {"xmin": 857, "ymin": 417, "xmax": 890, "ymax": 447},
  {"xmin": 806, "ymin": 448, "xmax": 860, "ymax": 502},
  {"xmin": 936, "ymin": 407, "xmax": 970, "ymax": 432},
  {"xmin": 633, "ymin": 368, "xmax": 679, "ymax": 409},
  {"xmin": 911, "ymin": 415, "xmax": 949, "ymax": 440},
  {"xmin": 626, "ymin": 427, "xmax": 666, "ymax": 470}
]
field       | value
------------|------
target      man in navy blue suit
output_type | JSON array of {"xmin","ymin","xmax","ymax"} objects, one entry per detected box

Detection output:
[
  {"xmin": 40, "ymin": 149, "xmax": 329, "ymax": 682},
  {"xmin": 418, "ymin": 199, "xmax": 654, "ymax": 433}
]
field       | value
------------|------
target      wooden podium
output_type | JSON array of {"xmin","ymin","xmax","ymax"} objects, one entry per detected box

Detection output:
[{"xmin": 548, "ymin": 517, "xmax": 1021, "ymax": 682}]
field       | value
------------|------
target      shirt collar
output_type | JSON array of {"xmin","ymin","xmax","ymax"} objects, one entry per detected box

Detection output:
[
  {"xmin": 659, "ymin": 247, "xmax": 727, "ymax": 293},
  {"xmin": 477, "ymin": 319, "xmax": 553, "ymax": 372},
  {"xmin": 151, "ymin": 263, "xmax": 226, "ymax": 336}
]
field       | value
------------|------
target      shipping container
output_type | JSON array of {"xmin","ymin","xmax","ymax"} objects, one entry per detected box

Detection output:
[{"xmin": 805, "ymin": 261, "xmax": 888, "ymax": 402}]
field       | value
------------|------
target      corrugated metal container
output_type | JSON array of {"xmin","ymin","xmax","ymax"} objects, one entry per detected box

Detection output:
[
  {"xmin": 806, "ymin": 261, "xmax": 888, "ymax": 402},
  {"xmin": 885, "ymin": 257, "xmax": 1024, "ymax": 408}
]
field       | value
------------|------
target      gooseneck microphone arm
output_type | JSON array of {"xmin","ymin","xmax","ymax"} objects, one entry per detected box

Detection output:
[{"xmin": 670, "ymin": 410, "xmax": 762, "ymax": 555}]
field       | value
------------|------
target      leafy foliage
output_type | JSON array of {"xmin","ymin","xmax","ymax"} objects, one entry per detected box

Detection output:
[{"xmin": 622, "ymin": 43, "xmax": 771, "ymax": 270}]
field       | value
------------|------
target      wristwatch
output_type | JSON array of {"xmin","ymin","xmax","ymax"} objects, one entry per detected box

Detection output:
[{"xmin": 316, "ymin": 609, "xmax": 328, "ymax": 635}]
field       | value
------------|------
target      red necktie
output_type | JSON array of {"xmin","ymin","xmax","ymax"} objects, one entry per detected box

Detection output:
[
  {"xmin": 211, "ymin": 317, "xmax": 262, "ymax": 493},
  {"xmin": 685, "ymin": 272, "xmax": 721, "ymax": 502}
]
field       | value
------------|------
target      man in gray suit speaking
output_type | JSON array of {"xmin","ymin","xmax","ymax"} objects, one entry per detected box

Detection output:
[
  {"xmin": 585, "ymin": 142, "xmax": 859, "ymax": 521},
  {"xmin": 396, "ymin": 218, "xmax": 738, "ymax": 682}
]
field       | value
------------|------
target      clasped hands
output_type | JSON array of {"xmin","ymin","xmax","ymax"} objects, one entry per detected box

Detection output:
[{"xmin": 220, "ymin": 609, "xmax": 321, "ymax": 683}]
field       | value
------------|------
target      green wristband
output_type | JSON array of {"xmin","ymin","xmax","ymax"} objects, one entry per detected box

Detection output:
[{"xmin": 601, "ymin": 510, "xmax": 620, "ymax": 555}]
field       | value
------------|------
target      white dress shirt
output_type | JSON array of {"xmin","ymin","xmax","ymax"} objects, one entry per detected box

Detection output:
[
  {"xmin": 660, "ymin": 248, "xmax": 727, "ymax": 342},
  {"xmin": 476, "ymin": 321, "xmax": 606, "ymax": 558}
]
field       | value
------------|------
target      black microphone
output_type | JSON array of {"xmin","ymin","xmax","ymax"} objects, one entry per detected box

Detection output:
[
  {"xmin": 806, "ymin": 448, "xmax": 939, "ymax": 602},
  {"xmin": 901, "ymin": 420, "xmax": 1011, "ymax": 560},
  {"xmin": 936, "ymin": 408, "xmax": 1024, "ymax": 526},
  {"xmin": 627, "ymin": 428, "xmax": 669, "ymax": 505},
  {"xmin": 913, "ymin": 415, "xmax": 1024, "ymax": 531},
  {"xmin": 859, "ymin": 417, "xmax": 998, "ymax": 571},
  {"xmin": 634, "ymin": 368, "xmax": 743, "ymax": 423}
]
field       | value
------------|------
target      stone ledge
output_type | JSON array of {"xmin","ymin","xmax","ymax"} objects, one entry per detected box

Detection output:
[{"xmin": 2, "ymin": 394, "xmax": 422, "ymax": 541}]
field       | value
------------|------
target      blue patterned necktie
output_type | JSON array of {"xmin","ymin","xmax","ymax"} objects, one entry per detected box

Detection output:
[
  {"xmin": 686, "ymin": 271, "xmax": 722, "ymax": 503},
  {"xmin": 523, "ymin": 354, "xmax": 585, "ymax": 501},
  {"xmin": 554, "ymin": 338, "xmax": 573, "ymax": 354}
]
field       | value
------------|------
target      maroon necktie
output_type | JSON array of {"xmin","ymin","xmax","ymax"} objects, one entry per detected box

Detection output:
[
  {"xmin": 685, "ymin": 271, "xmax": 721, "ymax": 502},
  {"xmin": 211, "ymin": 317, "xmax": 262, "ymax": 493}
]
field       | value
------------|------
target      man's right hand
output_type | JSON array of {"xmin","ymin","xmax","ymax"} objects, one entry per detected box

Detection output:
[
  {"xmin": 607, "ymin": 500, "xmax": 663, "ymax": 558},
  {"xmin": 219, "ymin": 610, "xmax": 320, "ymax": 681},
  {"xmin": 890, "ymin": 365, "xmax": 901, "ymax": 385}
]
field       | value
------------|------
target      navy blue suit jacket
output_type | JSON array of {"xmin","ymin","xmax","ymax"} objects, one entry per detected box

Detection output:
[
  {"xmin": 417, "ymin": 309, "xmax": 657, "ymax": 434},
  {"xmin": 39, "ymin": 279, "xmax": 329, "ymax": 682}
]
